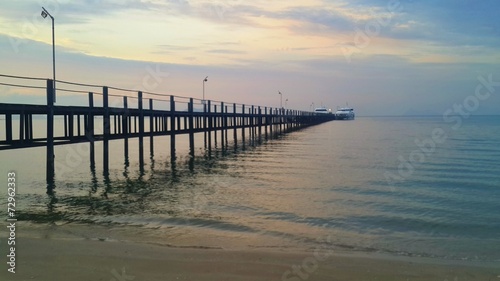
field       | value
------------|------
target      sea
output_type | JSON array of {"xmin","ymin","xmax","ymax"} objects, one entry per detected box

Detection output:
[{"xmin": 1, "ymin": 115, "xmax": 499, "ymax": 262}]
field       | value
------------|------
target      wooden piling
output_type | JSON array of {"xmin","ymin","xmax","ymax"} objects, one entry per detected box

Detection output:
[
  {"xmin": 46, "ymin": 79, "xmax": 55, "ymax": 184},
  {"xmin": 103, "ymin": 86, "xmax": 110, "ymax": 176},
  {"xmin": 138, "ymin": 91, "xmax": 144, "ymax": 171},
  {"xmin": 258, "ymin": 106, "xmax": 262, "ymax": 142},
  {"xmin": 88, "ymin": 92, "xmax": 95, "ymax": 168},
  {"xmin": 241, "ymin": 104, "xmax": 246, "ymax": 146},
  {"xmin": 264, "ymin": 107, "xmax": 268, "ymax": 140},
  {"xmin": 233, "ymin": 103, "xmax": 237, "ymax": 147},
  {"xmin": 170, "ymin": 96, "xmax": 176, "ymax": 163},
  {"xmin": 149, "ymin": 99, "xmax": 154, "ymax": 156},
  {"xmin": 225, "ymin": 105, "xmax": 228, "ymax": 147},
  {"xmin": 207, "ymin": 100, "xmax": 212, "ymax": 151},
  {"xmin": 220, "ymin": 102, "xmax": 225, "ymax": 149},
  {"xmin": 188, "ymin": 98, "xmax": 195, "ymax": 158},
  {"xmin": 213, "ymin": 104, "xmax": 218, "ymax": 147}
]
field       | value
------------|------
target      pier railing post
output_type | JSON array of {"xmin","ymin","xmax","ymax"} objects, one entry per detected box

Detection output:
[
  {"xmin": 5, "ymin": 113, "xmax": 12, "ymax": 143},
  {"xmin": 149, "ymin": 99, "xmax": 154, "ymax": 136},
  {"xmin": 138, "ymin": 91, "xmax": 144, "ymax": 137},
  {"xmin": 122, "ymin": 97, "xmax": 128, "ymax": 136},
  {"xmin": 46, "ymin": 79, "xmax": 55, "ymax": 185}
]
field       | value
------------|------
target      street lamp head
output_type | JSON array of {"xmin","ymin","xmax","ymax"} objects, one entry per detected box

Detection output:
[
  {"xmin": 204, "ymin": 76, "xmax": 208, "ymax": 82},
  {"xmin": 41, "ymin": 7, "xmax": 53, "ymax": 20}
]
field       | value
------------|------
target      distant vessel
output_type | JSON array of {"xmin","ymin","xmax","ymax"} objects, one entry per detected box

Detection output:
[
  {"xmin": 335, "ymin": 107, "xmax": 355, "ymax": 120},
  {"xmin": 314, "ymin": 107, "xmax": 331, "ymax": 114}
]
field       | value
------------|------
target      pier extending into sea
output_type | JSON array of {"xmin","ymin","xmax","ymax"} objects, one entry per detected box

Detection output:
[{"xmin": 0, "ymin": 75, "xmax": 335, "ymax": 186}]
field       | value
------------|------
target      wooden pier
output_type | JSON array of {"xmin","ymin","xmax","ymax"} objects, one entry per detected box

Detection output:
[{"xmin": 0, "ymin": 79, "xmax": 335, "ymax": 186}]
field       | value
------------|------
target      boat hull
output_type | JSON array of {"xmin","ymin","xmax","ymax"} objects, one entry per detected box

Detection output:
[{"xmin": 335, "ymin": 113, "xmax": 355, "ymax": 120}]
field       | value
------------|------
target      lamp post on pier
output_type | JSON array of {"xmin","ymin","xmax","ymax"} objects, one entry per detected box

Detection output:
[
  {"xmin": 202, "ymin": 76, "xmax": 208, "ymax": 104},
  {"xmin": 41, "ymin": 7, "xmax": 56, "ymax": 102}
]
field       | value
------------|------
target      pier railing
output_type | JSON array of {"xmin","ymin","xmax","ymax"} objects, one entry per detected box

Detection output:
[{"xmin": 0, "ymin": 75, "xmax": 335, "ymax": 185}]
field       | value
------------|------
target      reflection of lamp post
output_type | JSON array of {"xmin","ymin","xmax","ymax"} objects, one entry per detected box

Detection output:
[
  {"xmin": 202, "ymin": 76, "xmax": 208, "ymax": 104},
  {"xmin": 41, "ymin": 7, "xmax": 56, "ymax": 102},
  {"xmin": 278, "ymin": 91, "xmax": 282, "ymax": 108}
]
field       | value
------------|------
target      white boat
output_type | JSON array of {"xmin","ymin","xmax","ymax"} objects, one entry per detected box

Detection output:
[
  {"xmin": 314, "ymin": 107, "xmax": 331, "ymax": 114},
  {"xmin": 335, "ymin": 107, "xmax": 355, "ymax": 120}
]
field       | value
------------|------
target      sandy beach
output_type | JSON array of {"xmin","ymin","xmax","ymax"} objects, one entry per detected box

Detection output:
[{"xmin": 1, "ymin": 223, "xmax": 499, "ymax": 281}]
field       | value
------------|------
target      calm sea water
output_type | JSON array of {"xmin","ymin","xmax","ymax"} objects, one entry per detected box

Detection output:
[{"xmin": 1, "ymin": 116, "xmax": 499, "ymax": 261}]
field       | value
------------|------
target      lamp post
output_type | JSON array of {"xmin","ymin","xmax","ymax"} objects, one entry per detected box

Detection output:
[
  {"xmin": 41, "ymin": 7, "xmax": 56, "ymax": 102},
  {"xmin": 285, "ymin": 99, "xmax": 288, "ymax": 109},
  {"xmin": 278, "ymin": 91, "xmax": 282, "ymax": 108},
  {"xmin": 202, "ymin": 76, "xmax": 208, "ymax": 104}
]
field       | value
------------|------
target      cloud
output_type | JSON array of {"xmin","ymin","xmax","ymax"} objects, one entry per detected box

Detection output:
[{"xmin": 206, "ymin": 49, "xmax": 246, "ymax": 54}]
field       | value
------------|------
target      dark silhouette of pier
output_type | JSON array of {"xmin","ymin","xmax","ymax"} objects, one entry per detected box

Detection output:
[{"xmin": 0, "ymin": 76, "xmax": 335, "ymax": 188}]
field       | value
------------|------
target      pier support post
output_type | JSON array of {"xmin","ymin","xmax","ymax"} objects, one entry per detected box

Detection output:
[
  {"xmin": 270, "ymin": 108, "xmax": 274, "ymax": 138},
  {"xmin": 241, "ymin": 104, "xmax": 246, "ymax": 148},
  {"xmin": 264, "ymin": 107, "xmax": 268, "ymax": 140},
  {"xmin": 251, "ymin": 106, "xmax": 254, "ymax": 145},
  {"xmin": 258, "ymin": 106, "xmax": 262, "ymax": 142},
  {"xmin": 149, "ymin": 98, "xmax": 154, "ymax": 158},
  {"xmin": 138, "ymin": 91, "xmax": 144, "ymax": 174},
  {"xmin": 46, "ymin": 79, "xmax": 55, "ymax": 185},
  {"xmin": 207, "ymin": 100, "xmax": 212, "ymax": 152},
  {"xmin": 170, "ymin": 96, "xmax": 176, "ymax": 164},
  {"xmin": 213, "ymin": 105, "xmax": 218, "ymax": 147},
  {"xmin": 224, "ymin": 105, "xmax": 228, "ymax": 147},
  {"xmin": 220, "ymin": 102, "xmax": 225, "ymax": 149},
  {"xmin": 88, "ymin": 92, "xmax": 95, "ymax": 168},
  {"xmin": 203, "ymin": 101, "xmax": 207, "ymax": 149},
  {"xmin": 233, "ymin": 103, "xmax": 237, "ymax": 148},
  {"xmin": 188, "ymin": 98, "xmax": 195, "ymax": 159},
  {"xmin": 103, "ymin": 86, "xmax": 110, "ymax": 177}
]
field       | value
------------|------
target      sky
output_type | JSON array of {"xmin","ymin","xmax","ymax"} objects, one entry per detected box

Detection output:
[{"xmin": 1, "ymin": 0, "xmax": 499, "ymax": 115}]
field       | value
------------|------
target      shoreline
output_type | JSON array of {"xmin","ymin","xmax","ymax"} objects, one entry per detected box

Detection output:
[
  {"xmin": 1, "ymin": 236, "xmax": 499, "ymax": 281},
  {"xmin": 1, "ymin": 223, "xmax": 499, "ymax": 281}
]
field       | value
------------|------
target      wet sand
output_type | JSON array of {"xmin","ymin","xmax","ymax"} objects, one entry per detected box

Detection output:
[{"xmin": 1, "ymin": 233, "xmax": 499, "ymax": 281}]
